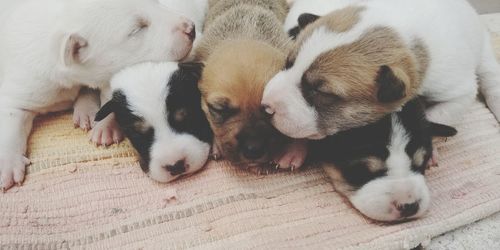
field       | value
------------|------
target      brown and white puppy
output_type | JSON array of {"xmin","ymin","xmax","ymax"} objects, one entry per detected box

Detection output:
[
  {"xmin": 262, "ymin": 0, "xmax": 500, "ymax": 140},
  {"xmin": 192, "ymin": 0, "xmax": 307, "ymax": 170}
]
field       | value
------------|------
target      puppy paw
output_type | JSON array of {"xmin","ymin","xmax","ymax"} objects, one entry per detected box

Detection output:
[
  {"xmin": 0, "ymin": 154, "xmax": 30, "ymax": 192},
  {"xmin": 89, "ymin": 114, "xmax": 124, "ymax": 146},
  {"xmin": 427, "ymin": 148, "xmax": 439, "ymax": 169},
  {"xmin": 210, "ymin": 142, "xmax": 223, "ymax": 161},
  {"xmin": 273, "ymin": 139, "xmax": 308, "ymax": 171},
  {"xmin": 73, "ymin": 106, "xmax": 99, "ymax": 131}
]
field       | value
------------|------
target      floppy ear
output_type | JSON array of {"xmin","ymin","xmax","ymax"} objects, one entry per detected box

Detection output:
[
  {"xmin": 430, "ymin": 123, "xmax": 458, "ymax": 137},
  {"xmin": 376, "ymin": 65, "xmax": 408, "ymax": 103},
  {"xmin": 95, "ymin": 90, "xmax": 127, "ymax": 122},
  {"xmin": 298, "ymin": 13, "xmax": 320, "ymax": 29},
  {"xmin": 95, "ymin": 100, "xmax": 116, "ymax": 122},
  {"xmin": 62, "ymin": 33, "xmax": 88, "ymax": 66}
]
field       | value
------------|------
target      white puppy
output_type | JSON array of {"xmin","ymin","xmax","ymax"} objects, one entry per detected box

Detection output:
[
  {"xmin": 263, "ymin": 0, "xmax": 500, "ymax": 140},
  {"xmin": 0, "ymin": 0, "xmax": 199, "ymax": 191}
]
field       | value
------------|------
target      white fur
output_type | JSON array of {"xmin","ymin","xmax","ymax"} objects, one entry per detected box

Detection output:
[
  {"xmin": 263, "ymin": 0, "xmax": 500, "ymax": 139},
  {"xmin": 111, "ymin": 62, "xmax": 210, "ymax": 183},
  {"xmin": 351, "ymin": 116, "xmax": 430, "ymax": 222},
  {"xmin": 0, "ymin": 0, "xmax": 203, "ymax": 190}
]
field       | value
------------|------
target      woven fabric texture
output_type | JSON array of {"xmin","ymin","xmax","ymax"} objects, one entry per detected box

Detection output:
[{"xmin": 0, "ymin": 31, "xmax": 499, "ymax": 250}]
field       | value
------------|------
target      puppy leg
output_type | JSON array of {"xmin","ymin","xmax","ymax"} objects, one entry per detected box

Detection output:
[
  {"xmin": 426, "ymin": 91, "xmax": 476, "ymax": 126},
  {"xmin": 0, "ymin": 108, "xmax": 36, "ymax": 191},
  {"xmin": 478, "ymin": 34, "xmax": 500, "ymax": 122},
  {"xmin": 273, "ymin": 139, "xmax": 308, "ymax": 171},
  {"xmin": 89, "ymin": 113, "xmax": 124, "ymax": 146},
  {"xmin": 73, "ymin": 87, "xmax": 100, "ymax": 131},
  {"xmin": 89, "ymin": 89, "xmax": 124, "ymax": 146}
]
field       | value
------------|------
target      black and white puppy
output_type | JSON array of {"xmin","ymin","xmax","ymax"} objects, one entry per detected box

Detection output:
[
  {"xmin": 311, "ymin": 99, "xmax": 457, "ymax": 222},
  {"xmin": 96, "ymin": 62, "xmax": 212, "ymax": 183}
]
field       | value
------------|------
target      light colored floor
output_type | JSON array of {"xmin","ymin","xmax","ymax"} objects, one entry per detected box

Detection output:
[{"xmin": 428, "ymin": 12, "xmax": 500, "ymax": 249}]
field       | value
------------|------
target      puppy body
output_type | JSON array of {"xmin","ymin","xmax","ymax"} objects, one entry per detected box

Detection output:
[
  {"xmin": 312, "ymin": 99, "xmax": 457, "ymax": 222},
  {"xmin": 96, "ymin": 62, "xmax": 212, "ymax": 183},
  {"xmin": 262, "ymin": 0, "xmax": 500, "ymax": 140},
  {"xmin": 0, "ymin": 0, "xmax": 197, "ymax": 190},
  {"xmin": 194, "ymin": 0, "xmax": 307, "ymax": 168}
]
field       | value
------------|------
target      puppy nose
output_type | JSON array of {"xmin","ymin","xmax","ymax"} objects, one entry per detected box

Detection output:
[
  {"xmin": 164, "ymin": 160, "xmax": 187, "ymax": 176},
  {"xmin": 398, "ymin": 202, "xmax": 420, "ymax": 218},
  {"xmin": 261, "ymin": 104, "xmax": 275, "ymax": 118},
  {"xmin": 242, "ymin": 141, "xmax": 266, "ymax": 160},
  {"xmin": 180, "ymin": 20, "xmax": 196, "ymax": 41}
]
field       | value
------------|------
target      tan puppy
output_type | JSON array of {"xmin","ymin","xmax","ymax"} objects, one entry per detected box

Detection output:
[{"xmin": 193, "ymin": 0, "xmax": 307, "ymax": 170}]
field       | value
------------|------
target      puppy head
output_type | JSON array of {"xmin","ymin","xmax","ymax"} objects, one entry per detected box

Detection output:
[
  {"xmin": 320, "ymin": 101, "xmax": 457, "ymax": 222},
  {"xmin": 60, "ymin": 0, "xmax": 197, "ymax": 85},
  {"xmin": 263, "ymin": 7, "xmax": 424, "ymax": 139},
  {"xmin": 199, "ymin": 40, "xmax": 289, "ymax": 166},
  {"xmin": 96, "ymin": 62, "xmax": 212, "ymax": 183}
]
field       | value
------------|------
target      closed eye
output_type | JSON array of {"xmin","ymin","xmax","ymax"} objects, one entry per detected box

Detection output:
[{"xmin": 129, "ymin": 18, "xmax": 150, "ymax": 37}]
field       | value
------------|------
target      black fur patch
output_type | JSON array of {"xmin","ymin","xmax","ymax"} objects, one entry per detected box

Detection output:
[
  {"xmin": 288, "ymin": 26, "xmax": 301, "ymax": 40},
  {"xmin": 310, "ymin": 98, "xmax": 456, "ymax": 188},
  {"xmin": 166, "ymin": 63, "xmax": 213, "ymax": 144},
  {"xmin": 96, "ymin": 91, "xmax": 155, "ymax": 173},
  {"xmin": 298, "ymin": 13, "xmax": 320, "ymax": 29}
]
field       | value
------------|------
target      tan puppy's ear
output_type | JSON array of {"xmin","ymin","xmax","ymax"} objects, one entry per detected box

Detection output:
[
  {"xmin": 298, "ymin": 13, "xmax": 320, "ymax": 29},
  {"xmin": 62, "ymin": 34, "xmax": 88, "ymax": 66},
  {"xmin": 376, "ymin": 65, "xmax": 409, "ymax": 103}
]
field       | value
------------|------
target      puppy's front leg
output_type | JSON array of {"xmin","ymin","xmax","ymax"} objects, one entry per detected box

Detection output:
[
  {"xmin": 89, "ymin": 86, "xmax": 124, "ymax": 146},
  {"xmin": 273, "ymin": 139, "xmax": 308, "ymax": 171},
  {"xmin": 73, "ymin": 87, "xmax": 100, "ymax": 131},
  {"xmin": 0, "ymin": 108, "xmax": 36, "ymax": 191}
]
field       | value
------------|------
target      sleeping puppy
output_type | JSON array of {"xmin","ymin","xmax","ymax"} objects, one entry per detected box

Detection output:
[
  {"xmin": 311, "ymin": 99, "xmax": 457, "ymax": 222},
  {"xmin": 0, "ymin": 0, "xmax": 197, "ymax": 191},
  {"xmin": 95, "ymin": 62, "xmax": 212, "ymax": 183},
  {"xmin": 192, "ymin": 0, "xmax": 308, "ymax": 170},
  {"xmin": 262, "ymin": 0, "xmax": 500, "ymax": 141}
]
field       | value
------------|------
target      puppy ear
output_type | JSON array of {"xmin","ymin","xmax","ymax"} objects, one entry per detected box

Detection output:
[
  {"xmin": 96, "ymin": 92, "xmax": 122, "ymax": 122},
  {"xmin": 95, "ymin": 100, "xmax": 116, "ymax": 122},
  {"xmin": 430, "ymin": 123, "xmax": 458, "ymax": 137},
  {"xmin": 298, "ymin": 13, "xmax": 320, "ymax": 29},
  {"xmin": 62, "ymin": 33, "xmax": 88, "ymax": 66},
  {"xmin": 376, "ymin": 65, "xmax": 408, "ymax": 103}
]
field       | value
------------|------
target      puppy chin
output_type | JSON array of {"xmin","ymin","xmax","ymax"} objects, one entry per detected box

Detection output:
[
  {"xmin": 350, "ymin": 174, "xmax": 431, "ymax": 222},
  {"xmin": 169, "ymin": 39, "xmax": 194, "ymax": 61},
  {"xmin": 147, "ymin": 136, "xmax": 210, "ymax": 183},
  {"xmin": 271, "ymin": 113, "xmax": 321, "ymax": 139}
]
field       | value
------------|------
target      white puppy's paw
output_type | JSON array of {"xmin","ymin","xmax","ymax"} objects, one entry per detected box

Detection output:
[
  {"xmin": 0, "ymin": 154, "xmax": 30, "ymax": 192},
  {"xmin": 73, "ymin": 88, "xmax": 100, "ymax": 131},
  {"xmin": 89, "ymin": 114, "xmax": 124, "ymax": 146},
  {"xmin": 273, "ymin": 139, "xmax": 308, "ymax": 171},
  {"xmin": 73, "ymin": 104, "xmax": 99, "ymax": 131}
]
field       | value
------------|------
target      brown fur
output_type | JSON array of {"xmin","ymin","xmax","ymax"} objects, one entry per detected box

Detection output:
[
  {"xmin": 195, "ymin": 0, "xmax": 291, "ymax": 166},
  {"xmin": 291, "ymin": 6, "xmax": 429, "ymax": 134}
]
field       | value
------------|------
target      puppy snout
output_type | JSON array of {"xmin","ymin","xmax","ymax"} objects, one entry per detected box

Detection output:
[
  {"xmin": 164, "ymin": 160, "xmax": 187, "ymax": 176},
  {"xmin": 398, "ymin": 202, "xmax": 420, "ymax": 218},
  {"xmin": 178, "ymin": 19, "xmax": 196, "ymax": 41}
]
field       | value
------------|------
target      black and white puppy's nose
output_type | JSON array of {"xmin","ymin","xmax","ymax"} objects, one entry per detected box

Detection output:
[
  {"xmin": 165, "ymin": 160, "xmax": 187, "ymax": 176},
  {"xmin": 398, "ymin": 202, "xmax": 420, "ymax": 218}
]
